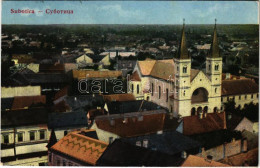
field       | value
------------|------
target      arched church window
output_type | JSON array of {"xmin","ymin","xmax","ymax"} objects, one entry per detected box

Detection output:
[
  {"xmin": 137, "ymin": 84, "xmax": 139, "ymax": 94},
  {"xmin": 183, "ymin": 67, "xmax": 187, "ymax": 73},
  {"xmin": 209, "ymin": 65, "xmax": 211, "ymax": 70},
  {"xmin": 151, "ymin": 83, "xmax": 154, "ymax": 96},
  {"xmin": 131, "ymin": 84, "xmax": 134, "ymax": 93},
  {"xmin": 177, "ymin": 66, "xmax": 179, "ymax": 72},
  {"xmin": 215, "ymin": 64, "xmax": 219, "ymax": 71},
  {"xmin": 215, "ymin": 88, "xmax": 217, "ymax": 93}
]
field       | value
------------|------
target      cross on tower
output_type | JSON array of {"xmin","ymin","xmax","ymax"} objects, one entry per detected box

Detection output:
[{"xmin": 215, "ymin": 18, "xmax": 217, "ymax": 25}]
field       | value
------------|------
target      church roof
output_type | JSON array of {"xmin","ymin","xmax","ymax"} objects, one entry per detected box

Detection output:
[
  {"xmin": 137, "ymin": 59, "xmax": 175, "ymax": 81},
  {"xmin": 51, "ymin": 130, "xmax": 108, "ymax": 165},
  {"xmin": 222, "ymin": 79, "xmax": 258, "ymax": 96},
  {"xmin": 137, "ymin": 60, "xmax": 156, "ymax": 76},
  {"xmin": 130, "ymin": 71, "xmax": 141, "ymax": 81},
  {"xmin": 209, "ymin": 21, "xmax": 221, "ymax": 58}
]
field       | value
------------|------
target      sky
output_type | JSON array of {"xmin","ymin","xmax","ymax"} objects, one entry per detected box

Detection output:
[{"xmin": 2, "ymin": 1, "xmax": 259, "ymax": 25}]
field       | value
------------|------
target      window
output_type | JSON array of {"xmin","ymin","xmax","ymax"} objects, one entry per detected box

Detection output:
[
  {"xmin": 221, "ymin": 97, "xmax": 223, "ymax": 102},
  {"xmin": 17, "ymin": 132, "xmax": 23, "ymax": 142},
  {"xmin": 257, "ymin": 94, "xmax": 259, "ymax": 98},
  {"xmin": 215, "ymin": 64, "xmax": 219, "ymax": 71},
  {"xmin": 215, "ymin": 88, "xmax": 217, "ymax": 93},
  {"xmin": 137, "ymin": 84, "xmax": 139, "ymax": 94},
  {"xmin": 239, "ymin": 95, "xmax": 241, "ymax": 100},
  {"xmin": 29, "ymin": 131, "xmax": 35, "ymax": 141},
  {"xmin": 183, "ymin": 90, "xmax": 186, "ymax": 96},
  {"xmin": 63, "ymin": 160, "xmax": 66, "ymax": 166},
  {"xmin": 208, "ymin": 64, "xmax": 211, "ymax": 70},
  {"xmin": 251, "ymin": 94, "xmax": 254, "ymax": 99},
  {"xmin": 245, "ymin": 95, "xmax": 247, "ymax": 99},
  {"xmin": 39, "ymin": 130, "xmax": 46, "ymax": 140},
  {"xmin": 177, "ymin": 66, "xmax": 179, "ymax": 72},
  {"xmin": 56, "ymin": 158, "xmax": 60, "ymax": 166},
  {"xmin": 183, "ymin": 67, "xmax": 187, "ymax": 73},
  {"xmin": 3, "ymin": 134, "xmax": 9, "ymax": 144},
  {"xmin": 227, "ymin": 97, "xmax": 229, "ymax": 101},
  {"xmin": 136, "ymin": 141, "xmax": 141, "ymax": 147},
  {"xmin": 64, "ymin": 131, "xmax": 68, "ymax": 136},
  {"xmin": 158, "ymin": 86, "xmax": 161, "ymax": 99},
  {"xmin": 166, "ymin": 88, "xmax": 169, "ymax": 102},
  {"xmin": 170, "ymin": 106, "xmax": 173, "ymax": 112},
  {"xmin": 143, "ymin": 139, "xmax": 148, "ymax": 148},
  {"xmin": 131, "ymin": 84, "xmax": 134, "ymax": 93}
]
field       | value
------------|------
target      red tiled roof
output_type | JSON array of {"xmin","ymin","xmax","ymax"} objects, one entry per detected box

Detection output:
[
  {"xmin": 72, "ymin": 70, "xmax": 122, "ymax": 80},
  {"xmin": 130, "ymin": 71, "xmax": 141, "ymax": 81},
  {"xmin": 103, "ymin": 94, "xmax": 136, "ymax": 103},
  {"xmin": 183, "ymin": 112, "xmax": 226, "ymax": 136},
  {"xmin": 11, "ymin": 95, "xmax": 46, "ymax": 110},
  {"xmin": 51, "ymin": 130, "xmax": 108, "ymax": 165},
  {"xmin": 219, "ymin": 148, "xmax": 258, "ymax": 166},
  {"xmin": 181, "ymin": 155, "xmax": 229, "ymax": 167},
  {"xmin": 39, "ymin": 64, "xmax": 65, "ymax": 73},
  {"xmin": 150, "ymin": 61, "xmax": 175, "ymax": 81},
  {"xmin": 54, "ymin": 86, "xmax": 69, "ymax": 100},
  {"xmin": 222, "ymin": 79, "xmax": 258, "ymax": 96},
  {"xmin": 95, "ymin": 110, "xmax": 166, "ymax": 137}
]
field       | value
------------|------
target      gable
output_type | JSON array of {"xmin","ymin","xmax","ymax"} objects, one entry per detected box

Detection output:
[{"xmin": 191, "ymin": 70, "xmax": 211, "ymax": 85}]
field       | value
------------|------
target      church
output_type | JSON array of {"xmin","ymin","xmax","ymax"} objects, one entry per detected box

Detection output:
[{"xmin": 128, "ymin": 20, "xmax": 257, "ymax": 118}]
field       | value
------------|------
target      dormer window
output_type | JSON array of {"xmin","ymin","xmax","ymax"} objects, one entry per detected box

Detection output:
[{"xmin": 183, "ymin": 66, "xmax": 187, "ymax": 73}]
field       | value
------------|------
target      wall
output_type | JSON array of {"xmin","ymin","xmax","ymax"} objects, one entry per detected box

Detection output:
[
  {"xmin": 27, "ymin": 63, "xmax": 39, "ymax": 73},
  {"xmin": 91, "ymin": 122, "xmax": 119, "ymax": 144},
  {"xmin": 1, "ymin": 86, "xmax": 41, "ymax": 98},
  {"xmin": 197, "ymin": 139, "xmax": 247, "ymax": 161},
  {"xmin": 221, "ymin": 93, "xmax": 259, "ymax": 109}
]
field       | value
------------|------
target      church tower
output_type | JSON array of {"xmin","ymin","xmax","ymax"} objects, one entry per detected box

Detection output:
[
  {"xmin": 206, "ymin": 19, "xmax": 222, "ymax": 112},
  {"xmin": 173, "ymin": 19, "xmax": 192, "ymax": 117}
]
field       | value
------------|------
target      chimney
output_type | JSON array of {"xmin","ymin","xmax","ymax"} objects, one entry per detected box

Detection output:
[
  {"xmin": 226, "ymin": 73, "xmax": 231, "ymax": 80},
  {"xmin": 181, "ymin": 151, "xmax": 187, "ymax": 159},
  {"xmin": 199, "ymin": 112, "xmax": 203, "ymax": 119},
  {"xmin": 110, "ymin": 118, "xmax": 115, "ymax": 126}
]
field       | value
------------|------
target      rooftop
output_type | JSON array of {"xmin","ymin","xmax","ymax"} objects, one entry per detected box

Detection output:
[
  {"xmin": 51, "ymin": 130, "xmax": 108, "ymax": 165},
  {"xmin": 103, "ymin": 93, "xmax": 136, "ymax": 103},
  {"xmin": 181, "ymin": 155, "xmax": 229, "ymax": 167},
  {"xmin": 11, "ymin": 95, "xmax": 46, "ymax": 110},
  {"xmin": 222, "ymin": 79, "xmax": 258, "ymax": 96},
  {"xmin": 183, "ymin": 112, "xmax": 226, "ymax": 136},
  {"xmin": 72, "ymin": 70, "xmax": 122, "ymax": 80}
]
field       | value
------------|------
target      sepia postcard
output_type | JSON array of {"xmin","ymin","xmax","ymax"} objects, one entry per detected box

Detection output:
[{"xmin": 1, "ymin": 0, "xmax": 259, "ymax": 167}]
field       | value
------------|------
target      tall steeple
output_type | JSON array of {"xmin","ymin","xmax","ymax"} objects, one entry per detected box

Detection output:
[
  {"xmin": 209, "ymin": 19, "xmax": 220, "ymax": 58},
  {"xmin": 177, "ymin": 19, "xmax": 189, "ymax": 59}
]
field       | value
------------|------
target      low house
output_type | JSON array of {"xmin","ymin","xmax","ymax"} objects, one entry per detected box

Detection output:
[
  {"xmin": 182, "ymin": 112, "xmax": 226, "ymax": 136},
  {"xmin": 235, "ymin": 117, "xmax": 258, "ymax": 133},
  {"xmin": 99, "ymin": 51, "xmax": 136, "ymax": 60},
  {"xmin": 103, "ymin": 93, "xmax": 136, "ymax": 103},
  {"xmin": 181, "ymin": 155, "xmax": 229, "ymax": 167},
  {"xmin": 11, "ymin": 95, "xmax": 46, "ymax": 110},
  {"xmin": 48, "ymin": 129, "xmax": 108, "ymax": 166},
  {"xmin": 1, "ymin": 86, "xmax": 41, "ymax": 98},
  {"xmin": 96, "ymin": 139, "xmax": 184, "ymax": 166},
  {"xmin": 91, "ymin": 109, "xmax": 168, "ymax": 143},
  {"xmin": 190, "ymin": 129, "xmax": 247, "ymax": 161},
  {"xmin": 48, "ymin": 111, "xmax": 88, "ymax": 141},
  {"xmin": 39, "ymin": 64, "xmax": 65, "ymax": 73},
  {"xmin": 221, "ymin": 78, "xmax": 259, "ymax": 109},
  {"xmin": 219, "ymin": 148, "xmax": 258, "ymax": 166},
  {"xmin": 121, "ymin": 130, "xmax": 201, "ymax": 157},
  {"xmin": 1, "ymin": 108, "xmax": 49, "ymax": 166}
]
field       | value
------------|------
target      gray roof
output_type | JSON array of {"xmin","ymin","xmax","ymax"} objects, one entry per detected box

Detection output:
[
  {"xmin": 48, "ymin": 111, "xmax": 88, "ymax": 129},
  {"xmin": 122, "ymin": 130, "xmax": 201, "ymax": 155}
]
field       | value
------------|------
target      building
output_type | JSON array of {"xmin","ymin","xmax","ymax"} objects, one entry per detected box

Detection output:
[
  {"xmin": 181, "ymin": 155, "xmax": 229, "ymax": 167},
  {"xmin": 96, "ymin": 139, "xmax": 184, "ymax": 166},
  {"xmin": 221, "ymin": 78, "xmax": 258, "ymax": 109},
  {"xmin": 129, "ymin": 21, "xmax": 222, "ymax": 117},
  {"xmin": 1, "ymin": 86, "xmax": 41, "ymax": 98},
  {"xmin": 48, "ymin": 129, "xmax": 108, "ymax": 166},
  {"xmin": 1, "ymin": 108, "xmax": 49, "ymax": 166}
]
